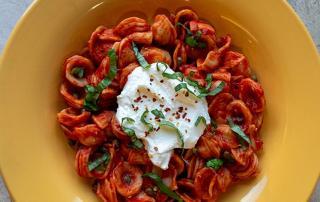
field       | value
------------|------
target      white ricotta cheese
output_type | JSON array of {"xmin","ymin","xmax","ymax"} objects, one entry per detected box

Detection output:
[{"xmin": 116, "ymin": 63, "xmax": 210, "ymax": 169}]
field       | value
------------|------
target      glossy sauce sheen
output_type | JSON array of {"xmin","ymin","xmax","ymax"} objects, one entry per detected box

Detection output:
[{"xmin": 116, "ymin": 63, "xmax": 210, "ymax": 169}]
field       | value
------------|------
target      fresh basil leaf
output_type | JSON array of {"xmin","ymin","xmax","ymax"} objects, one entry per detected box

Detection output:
[
  {"xmin": 131, "ymin": 139, "xmax": 144, "ymax": 149},
  {"xmin": 206, "ymin": 158, "xmax": 223, "ymax": 170},
  {"xmin": 84, "ymin": 49, "xmax": 117, "ymax": 111},
  {"xmin": 88, "ymin": 153, "xmax": 110, "ymax": 172},
  {"xmin": 151, "ymin": 109, "xmax": 165, "ymax": 119},
  {"xmin": 71, "ymin": 67, "xmax": 84, "ymax": 78},
  {"xmin": 198, "ymin": 81, "xmax": 225, "ymax": 98},
  {"xmin": 174, "ymin": 83, "xmax": 197, "ymax": 97},
  {"xmin": 143, "ymin": 173, "xmax": 183, "ymax": 202},
  {"xmin": 162, "ymin": 68, "xmax": 184, "ymax": 81},
  {"xmin": 140, "ymin": 110, "xmax": 153, "ymax": 132},
  {"xmin": 195, "ymin": 30, "xmax": 202, "ymax": 39},
  {"xmin": 185, "ymin": 36, "xmax": 198, "ymax": 47},
  {"xmin": 132, "ymin": 42, "xmax": 150, "ymax": 70},
  {"xmin": 159, "ymin": 120, "xmax": 184, "ymax": 148},
  {"xmin": 227, "ymin": 117, "xmax": 251, "ymax": 144},
  {"xmin": 122, "ymin": 117, "xmax": 135, "ymax": 125},
  {"xmin": 195, "ymin": 116, "xmax": 206, "ymax": 126}
]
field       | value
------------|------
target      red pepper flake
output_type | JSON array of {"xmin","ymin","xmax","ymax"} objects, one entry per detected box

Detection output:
[
  {"xmin": 150, "ymin": 78, "xmax": 154, "ymax": 82},
  {"xmin": 145, "ymin": 131, "xmax": 150, "ymax": 136},
  {"xmin": 142, "ymin": 95, "xmax": 147, "ymax": 98},
  {"xmin": 154, "ymin": 147, "xmax": 158, "ymax": 152},
  {"xmin": 152, "ymin": 98, "xmax": 157, "ymax": 102},
  {"xmin": 164, "ymin": 108, "xmax": 171, "ymax": 112},
  {"xmin": 156, "ymin": 127, "xmax": 160, "ymax": 131},
  {"xmin": 149, "ymin": 83, "xmax": 152, "ymax": 85},
  {"xmin": 195, "ymin": 100, "xmax": 198, "ymax": 103},
  {"xmin": 182, "ymin": 113, "xmax": 187, "ymax": 119},
  {"xmin": 131, "ymin": 104, "xmax": 135, "ymax": 108},
  {"xmin": 178, "ymin": 107, "xmax": 183, "ymax": 112},
  {"xmin": 185, "ymin": 129, "xmax": 188, "ymax": 133},
  {"xmin": 147, "ymin": 88, "xmax": 150, "ymax": 92},
  {"xmin": 185, "ymin": 91, "xmax": 189, "ymax": 97},
  {"xmin": 185, "ymin": 107, "xmax": 188, "ymax": 110},
  {"xmin": 137, "ymin": 89, "xmax": 140, "ymax": 93},
  {"xmin": 175, "ymin": 94, "xmax": 178, "ymax": 97},
  {"xmin": 140, "ymin": 100, "xmax": 144, "ymax": 103},
  {"xmin": 134, "ymin": 96, "xmax": 142, "ymax": 102},
  {"xmin": 160, "ymin": 104, "xmax": 164, "ymax": 108},
  {"xmin": 171, "ymin": 98, "xmax": 174, "ymax": 101},
  {"xmin": 175, "ymin": 114, "xmax": 181, "ymax": 119},
  {"xmin": 134, "ymin": 106, "xmax": 139, "ymax": 111},
  {"xmin": 160, "ymin": 80, "xmax": 164, "ymax": 83},
  {"xmin": 186, "ymin": 118, "xmax": 191, "ymax": 123}
]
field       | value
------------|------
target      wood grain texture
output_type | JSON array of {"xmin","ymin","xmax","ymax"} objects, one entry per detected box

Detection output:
[{"xmin": 0, "ymin": 0, "xmax": 319, "ymax": 202}]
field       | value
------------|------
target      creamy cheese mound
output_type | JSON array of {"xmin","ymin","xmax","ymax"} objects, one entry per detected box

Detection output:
[{"xmin": 116, "ymin": 63, "xmax": 210, "ymax": 169}]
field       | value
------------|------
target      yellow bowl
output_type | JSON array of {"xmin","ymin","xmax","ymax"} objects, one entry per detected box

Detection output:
[{"xmin": 0, "ymin": 0, "xmax": 319, "ymax": 201}]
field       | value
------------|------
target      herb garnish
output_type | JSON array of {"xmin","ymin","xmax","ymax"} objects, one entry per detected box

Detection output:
[
  {"xmin": 140, "ymin": 110, "xmax": 153, "ymax": 132},
  {"xmin": 159, "ymin": 120, "xmax": 184, "ymax": 148},
  {"xmin": 177, "ymin": 23, "xmax": 206, "ymax": 49},
  {"xmin": 143, "ymin": 173, "xmax": 183, "ymax": 202},
  {"xmin": 151, "ymin": 109, "xmax": 165, "ymax": 119},
  {"xmin": 227, "ymin": 117, "xmax": 251, "ymax": 144},
  {"xmin": 132, "ymin": 42, "xmax": 150, "ymax": 70},
  {"xmin": 162, "ymin": 67, "xmax": 184, "ymax": 81},
  {"xmin": 195, "ymin": 116, "xmax": 206, "ymax": 126},
  {"xmin": 121, "ymin": 117, "xmax": 144, "ymax": 149},
  {"xmin": 88, "ymin": 153, "xmax": 110, "ymax": 172},
  {"xmin": 198, "ymin": 81, "xmax": 225, "ymax": 98},
  {"xmin": 174, "ymin": 83, "xmax": 198, "ymax": 97},
  {"xmin": 206, "ymin": 158, "xmax": 224, "ymax": 170},
  {"xmin": 83, "ymin": 49, "xmax": 117, "ymax": 111},
  {"xmin": 71, "ymin": 67, "xmax": 84, "ymax": 78}
]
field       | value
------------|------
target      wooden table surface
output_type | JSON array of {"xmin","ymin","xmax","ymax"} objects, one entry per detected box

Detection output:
[{"xmin": 0, "ymin": 0, "xmax": 319, "ymax": 201}]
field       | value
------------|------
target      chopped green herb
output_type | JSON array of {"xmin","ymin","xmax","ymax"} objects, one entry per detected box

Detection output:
[
  {"xmin": 88, "ymin": 153, "xmax": 110, "ymax": 171},
  {"xmin": 174, "ymin": 83, "xmax": 198, "ymax": 97},
  {"xmin": 198, "ymin": 81, "xmax": 225, "ymax": 98},
  {"xmin": 205, "ymin": 74, "xmax": 213, "ymax": 91},
  {"xmin": 227, "ymin": 117, "xmax": 251, "ymax": 144},
  {"xmin": 143, "ymin": 173, "xmax": 183, "ymax": 202},
  {"xmin": 159, "ymin": 120, "xmax": 184, "ymax": 148},
  {"xmin": 140, "ymin": 110, "xmax": 153, "ymax": 132},
  {"xmin": 121, "ymin": 117, "xmax": 144, "ymax": 149},
  {"xmin": 162, "ymin": 68, "xmax": 184, "ymax": 81},
  {"xmin": 185, "ymin": 36, "xmax": 198, "ymax": 47},
  {"xmin": 83, "ymin": 49, "xmax": 117, "ymax": 111},
  {"xmin": 132, "ymin": 42, "xmax": 150, "ymax": 70},
  {"xmin": 71, "ymin": 67, "xmax": 84, "ymax": 78},
  {"xmin": 195, "ymin": 116, "xmax": 206, "ymax": 126},
  {"xmin": 206, "ymin": 158, "xmax": 223, "ymax": 170},
  {"xmin": 151, "ymin": 109, "xmax": 165, "ymax": 119},
  {"xmin": 176, "ymin": 22, "xmax": 192, "ymax": 35}
]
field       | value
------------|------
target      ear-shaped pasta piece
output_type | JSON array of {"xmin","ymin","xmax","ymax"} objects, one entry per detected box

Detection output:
[
  {"xmin": 73, "ymin": 124, "xmax": 106, "ymax": 146},
  {"xmin": 230, "ymin": 148, "xmax": 259, "ymax": 179},
  {"xmin": 88, "ymin": 26, "xmax": 121, "ymax": 64},
  {"xmin": 127, "ymin": 191, "xmax": 156, "ymax": 202},
  {"xmin": 114, "ymin": 17, "xmax": 150, "ymax": 37},
  {"xmin": 60, "ymin": 82, "xmax": 84, "ymax": 109},
  {"xmin": 226, "ymin": 100, "xmax": 253, "ymax": 131},
  {"xmin": 239, "ymin": 78, "xmax": 265, "ymax": 113},
  {"xmin": 75, "ymin": 145, "xmax": 116, "ymax": 179},
  {"xmin": 92, "ymin": 110, "xmax": 114, "ymax": 130},
  {"xmin": 216, "ymin": 35, "xmax": 232, "ymax": 54},
  {"xmin": 246, "ymin": 124, "xmax": 263, "ymax": 152},
  {"xmin": 197, "ymin": 50, "xmax": 221, "ymax": 72},
  {"xmin": 141, "ymin": 46, "xmax": 172, "ymax": 65},
  {"xmin": 88, "ymin": 56, "xmax": 110, "ymax": 86},
  {"xmin": 189, "ymin": 20, "xmax": 216, "ymax": 38},
  {"xmin": 196, "ymin": 131, "xmax": 221, "ymax": 159},
  {"xmin": 118, "ymin": 38, "xmax": 137, "ymax": 69},
  {"xmin": 208, "ymin": 93, "xmax": 234, "ymax": 123},
  {"xmin": 213, "ymin": 124, "xmax": 239, "ymax": 150},
  {"xmin": 111, "ymin": 115, "xmax": 130, "ymax": 141},
  {"xmin": 216, "ymin": 168, "xmax": 232, "ymax": 192},
  {"xmin": 119, "ymin": 62, "xmax": 139, "ymax": 89},
  {"xmin": 212, "ymin": 70, "xmax": 231, "ymax": 83},
  {"xmin": 57, "ymin": 107, "xmax": 90, "ymax": 127},
  {"xmin": 59, "ymin": 124, "xmax": 78, "ymax": 140},
  {"xmin": 64, "ymin": 55, "xmax": 95, "ymax": 87},
  {"xmin": 96, "ymin": 178, "xmax": 118, "ymax": 202},
  {"xmin": 128, "ymin": 31, "xmax": 153, "ymax": 45},
  {"xmin": 111, "ymin": 161, "xmax": 143, "ymax": 197},
  {"xmin": 151, "ymin": 15, "xmax": 177, "ymax": 46},
  {"xmin": 179, "ymin": 64, "xmax": 206, "ymax": 86},
  {"xmin": 173, "ymin": 41, "xmax": 187, "ymax": 70},
  {"xmin": 224, "ymin": 51, "xmax": 250, "ymax": 77},
  {"xmin": 175, "ymin": 9, "xmax": 199, "ymax": 25},
  {"xmin": 194, "ymin": 167, "xmax": 218, "ymax": 200},
  {"xmin": 176, "ymin": 179, "xmax": 201, "ymax": 202},
  {"xmin": 98, "ymin": 87, "xmax": 118, "ymax": 108},
  {"xmin": 169, "ymin": 153, "xmax": 185, "ymax": 175},
  {"xmin": 186, "ymin": 155, "xmax": 205, "ymax": 179},
  {"xmin": 128, "ymin": 149, "xmax": 151, "ymax": 165}
]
